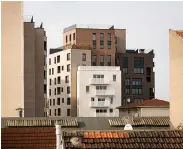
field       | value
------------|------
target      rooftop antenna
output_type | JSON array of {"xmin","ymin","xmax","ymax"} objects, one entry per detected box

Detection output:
[{"xmin": 40, "ymin": 22, "xmax": 43, "ymax": 28}]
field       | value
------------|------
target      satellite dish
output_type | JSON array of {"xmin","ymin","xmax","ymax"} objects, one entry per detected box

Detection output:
[{"xmin": 124, "ymin": 124, "xmax": 133, "ymax": 130}]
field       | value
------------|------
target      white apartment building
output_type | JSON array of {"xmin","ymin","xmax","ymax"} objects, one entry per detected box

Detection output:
[
  {"xmin": 77, "ymin": 66, "xmax": 121, "ymax": 117},
  {"xmin": 47, "ymin": 48, "xmax": 91, "ymax": 117}
]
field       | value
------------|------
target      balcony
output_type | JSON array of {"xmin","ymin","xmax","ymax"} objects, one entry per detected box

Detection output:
[
  {"xmin": 90, "ymin": 101, "xmax": 110, "ymax": 108},
  {"xmin": 90, "ymin": 78, "xmax": 110, "ymax": 85},
  {"xmin": 95, "ymin": 90, "xmax": 115, "ymax": 96}
]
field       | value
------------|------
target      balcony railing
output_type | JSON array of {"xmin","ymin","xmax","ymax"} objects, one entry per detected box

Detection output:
[
  {"xmin": 90, "ymin": 78, "xmax": 110, "ymax": 85},
  {"xmin": 95, "ymin": 90, "xmax": 115, "ymax": 96},
  {"xmin": 90, "ymin": 101, "xmax": 110, "ymax": 108}
]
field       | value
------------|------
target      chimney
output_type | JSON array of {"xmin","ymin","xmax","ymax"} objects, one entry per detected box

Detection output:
[{"xmin": 55, "ymin": 121, "xmax": 62, "ymax": 149}]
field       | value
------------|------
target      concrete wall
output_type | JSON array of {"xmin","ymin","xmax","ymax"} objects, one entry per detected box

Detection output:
[
  {"xmin": 1, "ymin": 2, "xmax": 24, "ymax": 117},
  {"xmin": 169, "ymin": 30, "xmax": 183, "ymax": 128},
  {"xmin": 115, "ymin": 29, "xmax": 126, "ymax": 53},
  {"xmin": 77, "ymin": 66, "xmax": 121, "ymax": 117}
]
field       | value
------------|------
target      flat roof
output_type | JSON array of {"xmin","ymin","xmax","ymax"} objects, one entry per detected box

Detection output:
[{"xmin": 78, "ymin": 66, "xmax": 121, "ymax": 71}]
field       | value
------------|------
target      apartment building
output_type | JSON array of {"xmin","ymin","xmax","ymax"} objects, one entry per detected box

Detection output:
[
  {"xmin": 47, "ymin": 48, "xmax": 91, "ymax": 117},
  {"xmin": 77, "ymin": 66, "xmax": 121, "ymax": 117},
  {"xmin": 2, "ymin": 1, "xmax": 24, "ymax": 117},
  {"xmin": 24, "ymin": 17, "xmax": 47, "ymax": 117},
  {"xmin": 116, "ymin": 49, "xmax": 155, "ymax": 105},
  {"xmin": 62, "ymin": 24, "xmax": 126, "ymax": 66},
  {"xmin": 169, "ymin": 29, "xmax": 183, "ymax": 129}
]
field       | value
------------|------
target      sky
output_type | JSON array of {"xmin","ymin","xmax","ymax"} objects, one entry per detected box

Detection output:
[{"xmin": 24, "ymin": 1, "xmax": 183, "ymax": 101}]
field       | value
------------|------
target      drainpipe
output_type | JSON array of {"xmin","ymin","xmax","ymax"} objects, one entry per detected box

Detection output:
[{"xmin": 55, "ymin": 121, "xmax": 62, "ymax": 149}]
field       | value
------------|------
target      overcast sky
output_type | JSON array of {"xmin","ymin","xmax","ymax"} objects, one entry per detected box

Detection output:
[{"xmin": 24, "ymin": 1, "xmax": 183, "ymax": 101}]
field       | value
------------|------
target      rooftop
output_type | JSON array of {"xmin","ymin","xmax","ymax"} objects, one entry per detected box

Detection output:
[
  {"xmin": 78, "ymin": 66, "xmax": 121, "ymax": 71},
  {"xmin": 117, "ymin": 99, "xmax": 169, "ymax": 109},
  {"xmin": 49, "ymin": 46, "xmax": 63, "ymax": 54},
  {"xmin": 176, "ymin": 31, "xmax": 183, "ymax": 39},
  {"xmin": 125, "ymin": 49, "xmax": 154, "ymax": 55}
]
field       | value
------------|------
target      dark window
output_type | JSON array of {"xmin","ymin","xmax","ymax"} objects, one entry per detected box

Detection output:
[
  {"xmin": 44, "ymin": 84, "xmax": 47, "ymax": 94},
  {"xmin": 86, "ymin": 86, "xmax": 90, "ymax": 92},
  {"xmin": 69, "ymin": 34, "xmax": 71, "ymax": 41},
  {"xmin": 57, "ymin": 98, "xmax": 60, "ymax": 105},
  {"xmin": 67, "ymin": 86, "xmax": 70, "ymax": 94},
  {"xmin": 134, "ymin": 57, "xmax": 144, "ymax": 74},
  {"xmin": 82, "ymin": 53, "xmax": 86, "ymax": 61},
  {"xmin": 110, "ymin": 97, "xmax": 113, "ymax": 104},
  {"xmin": 146, "ymin": 67, "xmax": 151, "ymax": 75},
  {"xmin": 52, "ymin": 68, "xmax": 54, "ymax": 75},
  {"xmin": 123, "ymin": 68, "xmax": 128, "ymax": 74},
  {"xmin": 49, "ymin": 58, "xmax": 51, "ymax": 65},
  {"xmin": 65, "ymin": 76, "xmax": 69, "ymax": 83},
  {"xmin": 57, "ymin": 87, "xmax": 61, "ymax": 95},
  {"xmin": 49, "ymin": 79, "xmax": 51, "ymax": 85},
  {"xmin": 66, "ymin": 35, "xmax": 68, "ymax": 43},
  {"xmin": 44, "ymin": 41, "xmax": 47, "ymax": 51},
  {"xmin": 123, "ymin": 57, "xmax": 128, "ymax": 74},
  {"xmin": 125, "ymin": 78, "xmax": 130, "ymax": 86},
  {"xmin": 67, "ymin": 64, "xmax": 70, "ymax": 72},
  {"xmin": 62, "ymin": 66, "xmax": 64, "ymax": 70},
  {"xmin": 91, "ymin": 98, "xmax": 94, "ymax": 101},
  {"xmin": 146, "ymin": 77, "xmax": 151, "ymax": 82},
  {"xmin": 50, "ymin": 99, "xmax": 52, "ymax": 106},
  {"xmin": 49, "ymin": 89, "xmax": 51, "ymax": 96},
  {"xmin": 93, "ymin": 33, "xmax": 96, "ymax": 49},
  {"xmin": 125, "ymin": 89, "xmax": 130, "ymax": 94},
  {"xmin": 58, "ymin": 108, "xmax": 61, "ymax": 116},
  {"xmin": 54, "ymin": 109, "xmax": 56, "ymax": 116},
  {"xmin": 62, "ymin": 98, "xmax": 64, "ymax": 103},
  {"xmin": 57, "ymin": 76, "xmax": 61, "ymax": 84},
  {"xmin": 49, "ymin": 69, "xmax": 51, "ymax": 75},
  {"xmin": 55, "ymin": 88, "xmax": 56, "ymax": 95},
  {"xmin": 132, "ymin": 89, "xmax": 142, "ymax": 95},
  {"xmin": 61, "ymin": 87, "xmax": 63, "ymax": 92},
  {"xmin": 73, "ymin": 33, "xmax": 76, "ymax": 40},
  {"xmin": 132, "ymin": 78, "xmax": 142, "ymax": 87},
  {"xmin": 108, "ymin": 33, "xmax": 111, "ymax": 49},
  {"xmin": 67, "ymin": 98, "xmax": 70, "ymax": 105},
  {"xmin": 100, "ymin": 55, "xmax": 104, "ymax": 66},
  {"xmin": 54, "ymin": 57, "xmax": 56, "ymax": 64},
  {"xmin": 57, "ymin": 55, "xmax": 60, "ymax": 63},
  {"xmin": 49, "ymin": 109, "xmax": 51, "ymax": 116},
  {"xmin": 116, "ymin": 58, "xmax": 120, "ymax": 66},
  {"xmin": 53, "ymin": 99, "xmax": 55, "ymax": 106},
  {"xmin": 100, "ymin": 33, "xmax": 104, "ymax": 49},
  {"xmin": 67, "ymin": 53, "xmax": 70, "ymax": 61},
  {"xmin": 108, "ymin": 55, "xmax": 111, "ymax": 66},
  {"xmin": 54, "ymin": 78, "xmax": 56, "ymax": 85},
  {"xmin": 109, "ymin": 109, "xmax": 113, "ymax": 113},
  {"xmin": 67, "ymin": 109, "xmax": 71, "ymax": 116},
  {"xmin": 44, "ymin": 71, "xmax": 46, "ymax": 79},
  {"xmin": 113, "ymin": 75, "xmax": 116, "ymax": 81},
  {"xmin": 92, "ymin": 55, "xmax": 96, "ymax": 66}
]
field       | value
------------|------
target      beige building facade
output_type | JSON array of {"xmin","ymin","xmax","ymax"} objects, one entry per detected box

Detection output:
[
  {"xmin": 169, "ymin": 30, "xmax": 183, "ymax": 128},
  {"xmin": 24, "ymin": 19, "xmax": 47, "ymax": 117},
  {"xmin": 1, "ymin": 1, "xmax": 24, "ymax": 117},
  {"xmin": 48, "ymin": 48, "xmax": 91, "ymax": 117}
]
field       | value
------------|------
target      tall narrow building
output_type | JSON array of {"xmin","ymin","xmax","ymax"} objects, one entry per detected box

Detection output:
[
  {"xmin": 24, "ymin": 18, "xmax": 47, "ymax": 117},
  {"xmin": 169, "ymin": 29, "xmax": 183, "ymax": 128},
  {"xmin": 2, "ymin": 1, "xmax": 24, "ymax": 117}
]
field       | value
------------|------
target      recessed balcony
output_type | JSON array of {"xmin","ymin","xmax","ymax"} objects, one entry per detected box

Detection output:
[
  {"xmin": 90, "ymin": 78, "xmax": 110, "ymax": 85},
  {"xmin": 90, "ymin": 100, "xmax": 110, "ymax": 108}
]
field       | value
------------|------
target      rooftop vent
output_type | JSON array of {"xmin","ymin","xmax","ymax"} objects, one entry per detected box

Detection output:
[{"xmin": 139, "ymin": 49, "xmax": 145, "ymax": 53}]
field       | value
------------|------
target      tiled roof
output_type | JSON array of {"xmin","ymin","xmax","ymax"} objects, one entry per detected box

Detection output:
[
  {"xmin": 1, "ymin": 127, "xmax": 56, "ymax": 149},
  {"xmin": 117, "ymin": 99, "xmax": 169, "ymax": 109},
  {"xmin": 108, "ymin": 117, "xmax": 169, "ymax": 127},
  {"xmin": 176, "ymin": 31, "xmax": 183, "ymax": 39},
  {"xmin": 63, "ymin": 130, "xmax": 183, "ymax": 149}
]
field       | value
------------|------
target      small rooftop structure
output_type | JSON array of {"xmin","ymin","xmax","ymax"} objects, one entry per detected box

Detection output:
[
  {"xmin": 126, "ymin": 49, "xmax": 154, "ymax": 55},
  {"xmin": 49, "ymin": 47, "xmax": 63, "ymax": 54}
]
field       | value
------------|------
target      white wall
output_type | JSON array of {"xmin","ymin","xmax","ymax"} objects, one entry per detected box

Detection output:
[
  {"xmin": 141, "ymin": 107, "xmax": 169, "ymax": 117},
  {"xmin": 77, "ymin": 66, "xmax": 121, "ymax": 117}
]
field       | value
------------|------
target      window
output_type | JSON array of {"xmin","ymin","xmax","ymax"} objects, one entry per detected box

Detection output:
[
  {"xmin": 92, "ymin": 55, "xmax": 96, "ymax": 66},
  {"xmin": 55, "ymin": 88, "xmax": 56, "ymax": 95},
  {"xmin": 123, "ymin": 68, "xmax": 128, "ymax": 74},
  {"xmin": 62, "ymin": 98, "xmax": 64, "ymax": 103},
  {"xmin": 52, "ymin": 68, "xmax": 54, "ymax": 75},
  {"xmin": 132, "ymin": 79, "xmax": 142, "ymax": 95},
  {"xmin": 96, "ymin": 109, "xmax": 107, "ymax": 113},
  {"xmin": 67, "ymin": 98, "xmax": 70, "ymax": 105},
  {"xmin": 67, "ymin": 64, "xmax": 70, "ymax": 72},
  {"xmin": 69, "ymin": 34, "xmax": 71, "ymax": 41},
  {"xmin": 67, "ymin": 109, "xmax": 71, "ymax": 116},
  {"xmin": 66, "ymin": 35, "xmax": 68, "ymax": 43},
  {"xmin": 91, "ymin": 98, "xmax": 94, "ymax": 101},
  {"xmin": 57, "ymin": 98, "xmax": 60, "ymax": 105},
  {"xmin": 93, "ymin": 75, "xmax": 104, "ymax": 78},
  {"xmin": 62, "ymin": 66, "xmax": 64, "ymax": 70},
  {"xmin": 125, "ymin": 78, "xmax": 130, "ymax": 86},
  {"xmin": 58, "ymin": 108, "xmax": 61, "ymax": 116},
  {"xmin": 50, "ymin": 99, "xmax": 52, "ymax": 106},
  {"xmin": 113, "ymin": 75, "xmax": 116, "ymax": 81},
  {"xmin": 49, "ymin": 89, "xmax": 51, "ymax": 96},
  {"xmin": 54, "ymin": 57, "xmax": 56, "ymax": 64},
  {"xmin": 100, "ymin": 33, "xmax": 104, "ymax": 49},
  {"xmin": 86, "ymin": 86, "xmax": 90, "ymax": 92},
  {"xmin": 67, "ymin": 86, "xmax": 70, "ymax": 94},
  {"xmin": 132, "ymin": 78, "xmax": 142, "ymax": 86},
  {"xmin": 49, "ymin": 69, "xmax": 51, "ymax": 75},
  {"xmin": 125, "ymin": 89, "xmax": 130, "ymax": 94},
  {"xmin": 49, "ymin": 79, "xmax": 51, "ymax": 85},
  {"xmin": 100, "ymin": 55, "xmax": 104, "ymax": 66},
  {"xmin": 53, "ymin": 99, "xmax": 55, "ymax": 106},
  {"xmin": 73, "ymin": 33, "xmax": 76, "ymax": 40},
  {"xmin": 110, "ymin": 97, "xmax": 113, "ymax": 104},
  {"xmin": 134, "ymin": 57, "xmax": 144, "ymax": 74},
  {"xmin": 82, "ymin": 53, "xmax": 86, "ymax": 61},
  {"xmin": 109, "ymin": 109, "xmax": 113, "ymax": 113},
  {"xmin": 57, "ymin": 76, "xmax": 61, "ymax": 84},
  {"xmin": 65, "ymin": 76, "xmax": 69, "ymax": 83},
  {"xmin": 123, "ymin": 57, "xmax": 128, "ymax": 74},
  {"xmin": 54, "ymin": 109, "xmax": 56, "ymax": 116},
  {"xmin": 54, "ymin": 78, "xmax": 56, "ymax": 85},
  {"xmin": 57, "ymin": 87, "xmax": 61, "ymax": 95},
  {"xmin": 116, "ymin": 57, "xmax": 120, "ymax": 66},
  {"xmin": 44, "ymin": 85, "xmax": 47, "ymax": 94},
  {"xmin": 49, "ymin": 58, "xmax": 51, "ymax": 65},
  {"xmin": 96, "ymin": 86, "xmax": 107, "ymax": 90},
  {"xmin": 49, "ymin": 109, "xmax": 51, "ymax": 116},
  {"xmin": 44, "ymin": 71, "xmax": 46, "ymax": 79},
  {"xmin": 98, "ymin": 98, "xmax": 105, "ymax": 101},
  {"xmin": 61, "ymin": 87, "xmax": 63, "ymax": 92},
  {"xmin": 93, "ymin": 33, "xmax": 96, "ymax": 49},
  {"xmin": 108, "ymin": 33, "xmax": 111, "ymax": 49},
  {"xmin": 44, "ymin": 41, "xmax": 47, "ymax": 51},
  {"xmin": 108, "ymin": 55, "xmax": 111, "ymax": 66},
  {"xmin": 57, "ymin": 55, "xmax": 60, "ymax": 63},
  {"xmin": 67, "ymin": 53, "xmax": 70, "ymax": 61},
  {"xmin": 132, "ymin": 89, "xmax": 142, "ymax": 95}
]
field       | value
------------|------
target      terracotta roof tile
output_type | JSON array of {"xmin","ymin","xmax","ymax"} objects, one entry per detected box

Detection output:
[{"xmin": 176, "ymin": 31, "xmax": 183, "ymax": 39}]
